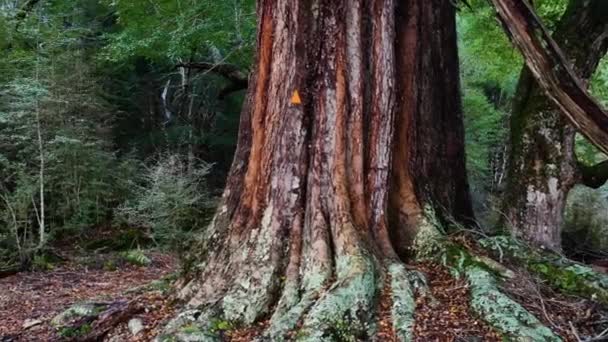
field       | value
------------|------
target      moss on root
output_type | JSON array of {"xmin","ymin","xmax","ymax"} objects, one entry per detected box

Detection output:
[
  {"xmin": 412, "ymin": 206, "xmax": 445, "ymax": 260},
  {"xmin": 297, "ymin": 253, "xmax": 378, "ymax": 341},
  {"xmin": 480, "ymin": 236, "xmax": 608, "ymax": 304},
  {"xmin": 440, "ymin": 241, "xmax": 560, "ymax": 341},
  {"xmin": 388, "ymin": 262, "xmax": 416, "ymax": 342},
  {"xmin": 466, "ymin": 266, "xmax": 561, "ymax": 341}
]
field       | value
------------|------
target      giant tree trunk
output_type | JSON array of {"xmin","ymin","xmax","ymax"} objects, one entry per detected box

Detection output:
[
  {"xmin": 500, "ymin": 0, "xmax": 608, "ymax": 250},
  {"xmin": 163, "ymin": 0, "xmax": 472, "ymax": 340}
]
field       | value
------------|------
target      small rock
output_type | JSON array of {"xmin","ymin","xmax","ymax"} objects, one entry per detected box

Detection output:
[
  {"xmin": 22, "ymin": 319, "xmax": 42, "ymax": 329},
  {"xmin": 128, "ymin": 318, "xmax": 145, "ymax": 335}
]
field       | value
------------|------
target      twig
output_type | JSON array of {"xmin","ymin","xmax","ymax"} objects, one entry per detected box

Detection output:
[{"xmin": 570, "ymin": 321, "xmax": 583, "ymax": 342}]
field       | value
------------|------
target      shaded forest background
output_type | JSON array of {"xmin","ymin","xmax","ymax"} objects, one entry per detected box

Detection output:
[{"xmin": 0, "ymin": 0, "xmax": 607, "ymax": 270}]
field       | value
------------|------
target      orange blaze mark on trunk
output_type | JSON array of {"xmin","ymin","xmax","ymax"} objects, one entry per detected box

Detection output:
[{"xmin": 291, "ymin": 90, "xmax": 302, "ymax": 105}]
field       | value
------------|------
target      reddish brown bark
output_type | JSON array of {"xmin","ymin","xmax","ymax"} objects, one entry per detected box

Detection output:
[
  {"xmin": 169, "ymin": 0, "xmax": 472, "ymax": 338},
  {"xmin": 155, "ymin": 0, "xmax": 608, "ymax": 339},
  {"xmin": 390, "ymin": 0, "xmax": 474, "ymax": 256}
]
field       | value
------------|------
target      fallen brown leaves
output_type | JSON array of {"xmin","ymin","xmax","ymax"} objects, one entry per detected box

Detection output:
[
  {"xmin": 376, "ymin": 272, "xmax": 398, "ymax": 342},
  {"xmin": 0, "ymin": 252, "xmax": 176, "ymax": 341},
  {"xmin": 105, "ymin": 290, "xmax": 178, "ymax": 342},
  {"xmin": 501, "ymin": 268, "xmax": 608, "ymax": 342},
  {"xmin": 413, "ymin": 262, "xmax": 502, "ymax": 342},
  {"xmin": 223, "ymin": 320, "xmax": 269, "ymax": 342}
]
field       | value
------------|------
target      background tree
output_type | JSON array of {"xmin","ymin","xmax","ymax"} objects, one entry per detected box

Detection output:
[{"xmin": 500, "ymin": 0, "xmax": 608, "ymax": 251}]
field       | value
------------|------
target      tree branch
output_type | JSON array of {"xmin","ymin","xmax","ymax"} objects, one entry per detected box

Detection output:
[
  {"xmin": 578, "ymin": 160, "xmax": 608, "ymax": 189},
  {"xmin": 176, "ymin": 62, "xmax": 249, "ymax": 98},
  {"xmin": 490, "ymin": 0, "xmax": 608, "ymax": 155}
]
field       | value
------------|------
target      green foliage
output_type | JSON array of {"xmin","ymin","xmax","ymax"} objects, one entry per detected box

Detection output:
[
  {"xmin": 462, "ymin": 87, "xmax": 506, "ymax": 184},
  {"xmin": 100, "ymin": 0, "xmax": 255, "ymax": 68},
  {"xmin": 591, "ymin": 57, "xmax": 608, "ymax": 107},
  {"xmin": 31, "ymin": 254, "xmax": 55, "ymax": 271},
  {"xmin": 58, "ymin": 323, "xmax": 92, "ymax": 338},
  {"xmin": 209, "ymin": 319, "xmax": 235, "ymax": 333},
  {"xmin": 0, "ymin": 3, "xmax": 140, "ymax": 266},
  {"xmin": 120, "ymin": 249, "xmax": 151, "ymax": 266}
]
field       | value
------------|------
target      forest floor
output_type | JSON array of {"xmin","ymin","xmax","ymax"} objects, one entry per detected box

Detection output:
[
  {"xmin": 0, "ymin": 247, "xmax": 606, "ymax": 341},
  {"xmin": 0, "ymin": 251, "xmax": 177, "ymax": 341}
]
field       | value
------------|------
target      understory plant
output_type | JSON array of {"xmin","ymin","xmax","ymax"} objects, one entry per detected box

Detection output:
[{"xmin": 115, "ymin": 154, "xmax": 216, "ymax": 251}]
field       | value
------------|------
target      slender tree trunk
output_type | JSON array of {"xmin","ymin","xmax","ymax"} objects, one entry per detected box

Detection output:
[
  {"xmin": 34, "ymin": 32, "xmax": 45, "ymax": 251},
  {"xmin": 164, "ymin": 0, "xmax": 472, "ymax": 339},
  {"xmin": 501, "ymin": 0, "xmax": 608, "ymax": 250}
]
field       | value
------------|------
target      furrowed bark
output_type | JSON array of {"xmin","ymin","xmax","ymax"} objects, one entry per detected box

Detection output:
[
  {"xmin": 162, "ymin": 0, "xmax": 474, "ymax": 340},
  {"xmin": 500, "ymin": 0, "xmax": 608, "ymax": 250},
  {"xmin": 390, "ymin": 0, "xmax": 473, "ymax": 258}
]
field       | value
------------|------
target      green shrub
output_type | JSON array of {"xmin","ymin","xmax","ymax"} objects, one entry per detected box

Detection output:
[
  {"xmin": 115, "ymin": 154, "xmax": 216, "ymax": 251},
  {"xmin": 32, "ymin": 254, "xmax": 55, "ymax": 271},
  {"xmin": 120, "ymin": 249, "xmax": 151, "ymax": 266}
]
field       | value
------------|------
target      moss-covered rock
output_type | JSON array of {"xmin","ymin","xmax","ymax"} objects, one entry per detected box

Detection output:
[{"xmin": 51, "ymin": 302, "xmax": 108, "ymax": 328}]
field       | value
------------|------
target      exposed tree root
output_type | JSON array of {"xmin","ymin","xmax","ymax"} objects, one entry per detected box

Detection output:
[
  {"xmin": 479, "ymin": 236, "xmax": 608, "ymax": 304},
  {"xmin": 161, "ymin": 227, "xmax": 589, "ymax": 342},
  {"xmin": 438, "ymin": 239, "xmax": 563, "ymax": 341},
  {"xmin": 387, "ymin": 262, "xmax": 415, "ymax": 342},
  {"xmin": 158, "ymin": 253, "xmax": 429, "ymax": 342},
  {"xmin": 296, "ymin": 254, "xmax": 378, "ymax": 341},
  {"xmin": 159, "ymin": 230, "xmax": 567, "ymax": 342},
  {"xmin": 465, "ymin": 266, "xmax": 561, "ymax": 341}
]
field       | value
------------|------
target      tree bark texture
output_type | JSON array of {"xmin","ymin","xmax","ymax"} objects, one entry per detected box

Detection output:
[
  {"xmin": 165, "ymin": 0, "xmax": 473, "ymax": 340},
  {"xmin": 500, "ymin": 0, "xmax": 608, "ymax": 250}
]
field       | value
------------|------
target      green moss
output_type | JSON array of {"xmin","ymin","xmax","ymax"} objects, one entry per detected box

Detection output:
[
  {"xmin": 159, "ymin": 309, "xmax": 222, "ymax": 341},
  {"xmin": 529, "ymin": 262, "xmax": 608, "ymax": 303},
  {"xmin": 412, "ymin": 206, "xmax": 445, "ymax": 260},
  {"xmin": 179, "ymin": 324, "xmax": 208, "ymax": 334},
  {"xmin": 321, "ymin": 313, "xmax": 368, "ymax": 342},
  {"xmin": 58, "ymin": 323, "xmax": 92, "ymax": 338},
  {"xmin": 297, "ymin": 253, "xmax": 378, "ymax": 342},
  {"xmin": 120, "ymin": 249, "xmax": 151, "ymax": 266},
  {"xmin": 480, "ymin": 236, "xmax": 608, "ymax": 304},
  {"xmin": 209, "ymin": 319, "xmax": 236, "ymax": 333},
  {"xmin": 442, "ymin": 243, "xmax": 503, "ymax": 279},
  {"xmin": 440, "ymin": 240, "xmax": 559, "ymax": 341},
  {"xmin": 388, "ymin": 263, "xmax": 416, "ymax": 342},
  {"xmin": 51, "ymin": 302, "xmax": 108, "ymax": 328}
]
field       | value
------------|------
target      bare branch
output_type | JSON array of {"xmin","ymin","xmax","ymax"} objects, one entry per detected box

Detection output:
[{"xmin": 176, "ymin": 62, "xmax": 249, "ymax": 98}]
